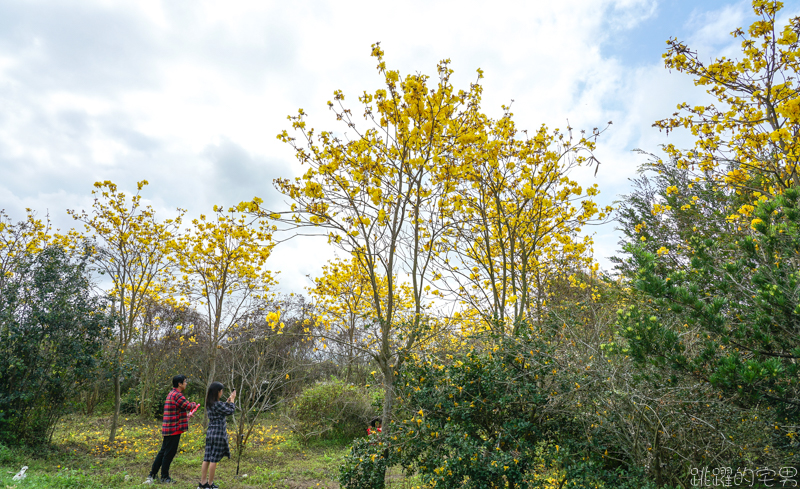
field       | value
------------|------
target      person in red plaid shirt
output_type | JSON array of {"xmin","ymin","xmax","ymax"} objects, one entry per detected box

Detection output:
[{"xmin": 145, "ymin": 375, "xmax": 199, "ymax": 484}]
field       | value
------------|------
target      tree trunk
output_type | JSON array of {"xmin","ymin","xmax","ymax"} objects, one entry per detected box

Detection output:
[
  {"xmin": 108, "ymin": 299, "xmax": 121, "ymax": 442},
  {"xmin": 381, "ymin": 371, "xmax": 394, "ymax": 434},
  {"xmin": 377, "ymin": 364, "xmax": 395, "ymax": 487},
  {"xmin": 83, "ymin": 383, "xmax": 100, "ymax": 415},
  {"xmin": 108, "ymin": 373, "xmax": 121, "ymax": 442},
  {"xmin": 208, "ymin": 349, "xmax": 217, "ymax": 387},
  {"xmin": 235, "ymin": 438, "xmax": 242, "ymax": 476},
  {"xmin": 200, "ymin": 353, "xmax": 217, "ymax": 430},
  {"xmin": 654, "ymin": 427, "xmax": 662, "ymax": 487},
  {"xmin": 139, "ymin": 365, "xmax": 149, "ymax": 417},
  {"xmin": 346, "ymin": 327, "xmax": 353, "ymax": 383}
]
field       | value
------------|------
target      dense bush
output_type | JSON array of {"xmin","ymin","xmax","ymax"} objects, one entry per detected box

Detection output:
[
  {"xmin": 338, "ymin": 433, "xmax": 393, "ymax": 489},
  {"xmin": 288, "ymin": 379, "xmax": 379, "ymax": 442},
  {"xmin": 0, "ymin": 443, "xmax": 13, "ymax": 465},
  {"xmin": 339, "ymin": 330, "xmax": 669, "ymax": 488},
  {"xmin": 390, "ymin": 337, "xmax": 552, "ymax": 488},
  {"xmin": 120, "ymin": 383, "xmax": 172, "ymax": 418},
  {"xmin": 0, "ymin": 246, "xmax": 112, "ymax": 445}
]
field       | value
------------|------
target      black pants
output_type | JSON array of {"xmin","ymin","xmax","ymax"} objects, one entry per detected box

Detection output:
[{"xmin": 150, "ymin": 434, "xmax": 181, "ymax": 479}]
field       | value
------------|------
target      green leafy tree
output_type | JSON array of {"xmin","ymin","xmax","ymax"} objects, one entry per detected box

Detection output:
[
  {"xmin": 614, "ymin": 181, "xmax": 800, "ymax": 416},
  {"xmin": 611, "ymin": 0, "xmax": 800, "ymax": 427},
  {"xmin": 610, "ymin": 160, "xmax": 800, "ymax": 475},
  {"xmin": 0, "ymin": 245, "xmax": 112, "ymax": 445}
]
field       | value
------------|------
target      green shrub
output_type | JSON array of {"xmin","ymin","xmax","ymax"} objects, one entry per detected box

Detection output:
[
  {"xmin": 0, "ymin": 246, "xmax": 112, "ymax": 446},
  {"xmin": 0, "ymin": 443, "xmax": 14, "ymax": 464},
  {"xmin": 120, "ymin": 383, "xmax": 170, "ymax": 417},
  {"xmin": 119, "ymin": 384, "xmax": 141, "ymax": 415},
  {"xmin": 383, "ymin": 332, "xmax": 673, "ymax": 488},
  {"xmin": 338, "ymin": 434, "xmax": 392, "ymax": 489},
  {"xmin": 391, "ymin": 338, "xmax": 550, "ymax": 488},
  {"xmin": 370, "ymin": 388, "xmax": 384, "ymax": 412},
  {"xmin": 289, "ymin": 379, "xmax": 379, "ymax": 442}
]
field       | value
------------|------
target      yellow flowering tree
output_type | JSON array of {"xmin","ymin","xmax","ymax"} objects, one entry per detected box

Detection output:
[
  {"xmin": 173, "ymin": 206, "xmax": 276, "ymax": 386},
  {"xmin": 437, "ymin": 110, "xmax": 610, "ymax": 333},
  {"xmin": 136, "ymin": 297, "xmax": 204, "ymax": 417},
  {"xmin": 309, "ymin": 257, "xmax": 416, "ymax": 383},
  {"xmin": 308, "ymin": 257, "xmax": 373, "ymax": 382},
  {"xmin": 0, "ymin": 209, "xmax": 52, "ymax": 292},
  {"xmin": 68, "ymin": 180, "xmax": 181, "ymax": 442},
  {"xmin": 654, "ymin": 0, "xmax": 800, "ymax": 200},
  {"xmin": 242, "ymin": 45, "xmax": 486, "ymax": 433}
]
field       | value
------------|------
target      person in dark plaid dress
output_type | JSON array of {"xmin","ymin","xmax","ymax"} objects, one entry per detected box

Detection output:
[{"xmin": 198, "ymin": 382, "xmax": 236, "ymax": 489}]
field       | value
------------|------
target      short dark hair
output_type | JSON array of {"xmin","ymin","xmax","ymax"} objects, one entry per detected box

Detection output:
[{"xmin": 172, "ymin": 375, "xmax": 188, "ymax": 388}]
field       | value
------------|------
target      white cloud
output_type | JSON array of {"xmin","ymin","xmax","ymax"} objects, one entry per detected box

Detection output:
[
  {"xmin": 0, "ymin": 0, "xmax": 786, "ymax": 291},
  {"xmin": 685, "ymin": 2, "xmax": 749, "ymax": 52}
]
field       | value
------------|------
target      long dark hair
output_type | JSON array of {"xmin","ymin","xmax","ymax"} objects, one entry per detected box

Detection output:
[{"xmin": 205, "ymin": 381, "xmax": 224, "ymax": 409}]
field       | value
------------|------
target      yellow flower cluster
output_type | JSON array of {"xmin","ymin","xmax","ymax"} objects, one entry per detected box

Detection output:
[{"xmin": 52, "ymin": 416, "xmax": 287, "ymax": 461}]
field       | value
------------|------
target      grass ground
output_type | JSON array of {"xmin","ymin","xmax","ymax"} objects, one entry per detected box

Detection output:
[{"xmin": 0, "ymin": 414, "xmax": 420, "ymax": 489}]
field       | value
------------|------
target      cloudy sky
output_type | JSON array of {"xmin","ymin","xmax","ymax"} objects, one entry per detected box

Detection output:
[{"xmin": 1, "ymin": 0, "xmax": 798, "ymax": 293}]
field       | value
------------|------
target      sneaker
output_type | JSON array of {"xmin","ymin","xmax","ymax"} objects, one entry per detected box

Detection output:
[
  {"xmin": 197, "ymin": 483, "xmax": 209, "ymax": 489},
  {"xmin": 160, "ymin": 478, "xmax": 177, "ymax": 484},
  {"xmin": 143, "ymin": 475, "xmax": 155, "ymax": 485},
  {"xmin": 209, "ymin": 483, "xmax": 219, "ymax": 489}
]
